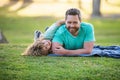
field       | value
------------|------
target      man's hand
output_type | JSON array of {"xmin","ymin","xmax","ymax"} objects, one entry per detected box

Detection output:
[
  {"xmin": 53, "ymin": 46, "xmax": 67, "ymax": 55},
  {"xmin": 52, "ymin": 42, "xmax": 94, "ymax": 55}
]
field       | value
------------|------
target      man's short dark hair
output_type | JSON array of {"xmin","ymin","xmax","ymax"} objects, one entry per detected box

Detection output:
[{"xmin": 65, "ymin": 8, "xmax": 81, "ymax": 20}]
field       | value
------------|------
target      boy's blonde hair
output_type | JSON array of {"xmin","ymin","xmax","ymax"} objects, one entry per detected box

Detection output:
[{"xmin": 21, "ymin": 37, "xmax": 50, "ymax": 56}]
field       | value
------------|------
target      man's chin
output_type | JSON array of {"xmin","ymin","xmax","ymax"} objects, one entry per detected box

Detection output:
[{"xmin": 70, "ymin": 30, "xmax": 76, "ymax": 33}]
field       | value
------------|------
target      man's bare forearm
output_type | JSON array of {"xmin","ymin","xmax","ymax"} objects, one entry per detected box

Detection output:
[{"xmin": 52, "ymin": 42, "xmax": 94, "ymax": 55}]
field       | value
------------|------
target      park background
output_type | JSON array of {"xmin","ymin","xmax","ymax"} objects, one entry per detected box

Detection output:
[{"xmin": 0, "ymin": 0, "xmax": 120, "ymax": 80}]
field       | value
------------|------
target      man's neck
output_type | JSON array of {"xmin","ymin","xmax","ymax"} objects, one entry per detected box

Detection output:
[{"xmin": 71, "ymin": 30, "xmax": 79, "ymax": 36}]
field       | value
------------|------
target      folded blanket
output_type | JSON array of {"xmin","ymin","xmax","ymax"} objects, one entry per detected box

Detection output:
[{"xmin": 48, "ymin": 45, "xmax": 120, "ymax": 58}]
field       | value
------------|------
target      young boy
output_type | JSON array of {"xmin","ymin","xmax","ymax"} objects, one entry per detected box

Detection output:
[{"xmin": 22, "ymin": 20, "xmax": 65, "ymax": 56}]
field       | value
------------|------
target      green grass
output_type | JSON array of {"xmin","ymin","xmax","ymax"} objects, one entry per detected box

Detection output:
[
  {"xmin": 0, "ymin": 6, "xmax": 120, "ymax": 80},
  {"xmin": 0, "ymin": 44, "xmax": 120, "ymax": 80}
]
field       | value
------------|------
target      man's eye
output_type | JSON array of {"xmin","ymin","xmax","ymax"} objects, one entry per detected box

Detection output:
[
  {"xmin": 73, "ymin": 22, "xmax": 78, "ymax": 24},
  {"xmin": 67, "ymin": 22, "xmax": 71, "ymax": 24}
]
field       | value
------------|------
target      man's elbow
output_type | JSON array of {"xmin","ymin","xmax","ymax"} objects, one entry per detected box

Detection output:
[
  {"xmin": 84, "ymin": 42, "xmax": 94, "ymax": 54},
  {"xmin": 85, "ymin": 49, "xmax": 93, "ymax": 54}
]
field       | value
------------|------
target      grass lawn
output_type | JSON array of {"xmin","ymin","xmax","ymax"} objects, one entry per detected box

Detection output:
[{"xmin": 0, "ymin": 6, "xmax": 120, "ymax": 80}]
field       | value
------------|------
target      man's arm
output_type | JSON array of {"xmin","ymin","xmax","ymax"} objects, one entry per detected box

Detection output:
[{"xmin": 52, "ymin": 42, "xmax": 94, "ymax": 55}]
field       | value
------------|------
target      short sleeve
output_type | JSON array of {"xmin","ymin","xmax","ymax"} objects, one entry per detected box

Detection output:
[
  {"xmin": 52, "ymin": 30, "xmax": 64, "ymax": 45},
  {"xmin": 84, "ymin": 24, "xmax": 96, "ymax": 42}
]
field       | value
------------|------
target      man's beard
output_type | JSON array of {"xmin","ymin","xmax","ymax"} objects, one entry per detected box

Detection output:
[{"xmin": 68, "ymin": 27, "xmax": 79, "ymax": 36}]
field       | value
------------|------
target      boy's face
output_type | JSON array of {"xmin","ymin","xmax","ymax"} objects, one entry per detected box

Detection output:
[{"xmin": 41, "ymin": 40, "xmax": 51, "ymax": 51}]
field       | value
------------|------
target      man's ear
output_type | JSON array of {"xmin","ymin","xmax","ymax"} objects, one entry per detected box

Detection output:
[
  {"xmin": 79, "ymin": 19, "xmax": 81, "ymax": 22},
  {"xmin": 65, "ymin": 20, "xmax": 67, "ymax": 25}
]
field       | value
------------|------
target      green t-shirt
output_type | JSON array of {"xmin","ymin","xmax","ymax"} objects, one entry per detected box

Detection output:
[{"xmin": 52, "ymin": 22, "xmax": 95, "ymax": 50}]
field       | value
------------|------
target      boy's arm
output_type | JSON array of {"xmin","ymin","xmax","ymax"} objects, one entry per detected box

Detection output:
[
  {"xmin": 55, "ymin": 19, "xmax": 65, "ymax": 27},
  {"xmin": 44, "ymin": 20, "xmax": 65, "ymax": 40}
]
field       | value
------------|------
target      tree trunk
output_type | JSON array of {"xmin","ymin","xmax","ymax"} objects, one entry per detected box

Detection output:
[
  {"xmin": 0, "ymin": 31, "xmax": 8, "ymax": 43},
  {"xmin": 91, "ymin": 0, "xmax": 101, "ymax": 17}
]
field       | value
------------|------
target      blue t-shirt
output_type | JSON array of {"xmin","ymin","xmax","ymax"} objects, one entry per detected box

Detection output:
[{"xmin": 52, "ymin": 22, "xmax": 95, "ymax": 50}]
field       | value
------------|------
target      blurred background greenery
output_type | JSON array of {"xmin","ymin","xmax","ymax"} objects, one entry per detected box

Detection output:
[{"xmin": 0, "ymin": 0, "xmax": 120, "ymax": 45}]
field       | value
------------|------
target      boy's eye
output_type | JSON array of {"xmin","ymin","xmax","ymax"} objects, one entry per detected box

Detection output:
[
  {"xmin": 45, "ymin": 47, "xmax": 48, "ymax": 49},
  {"xmin": 41, "ymin": 42, "xmax": 45, "ymax": 45},
  {"xmin": 43, "ymin": 47, "xmax": 48, "ymax": 50}
]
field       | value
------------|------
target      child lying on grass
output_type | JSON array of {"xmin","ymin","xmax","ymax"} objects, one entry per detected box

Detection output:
[{"xmin": 21, "ymin": 20, "xmax": 65, "ymax": 56}]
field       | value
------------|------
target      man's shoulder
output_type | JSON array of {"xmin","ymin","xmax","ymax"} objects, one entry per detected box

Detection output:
[
  {"xmin": 81, "ymin": 22, "xmax": 93, "ymax": 27},
  {"xmin": 56, "ymin": 24, "xmax": 66, "ymax": 34},
  {"xmin": 81, "ymin": 22, "xmax": 94, "ymax": 30}
]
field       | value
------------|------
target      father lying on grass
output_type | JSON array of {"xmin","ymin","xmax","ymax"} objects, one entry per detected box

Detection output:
[
  {"xmin": 51, "ymin": 8, "xmax": 95, "ymax": 56},
  {"xmin": 49, "ymin": 8, "xmax": 120, "ymax": 58}
]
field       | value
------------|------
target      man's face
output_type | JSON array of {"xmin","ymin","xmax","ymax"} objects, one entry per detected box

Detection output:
[{"xmin": 65, "ymin": 15, "xmax": 81, "ymax": 35}]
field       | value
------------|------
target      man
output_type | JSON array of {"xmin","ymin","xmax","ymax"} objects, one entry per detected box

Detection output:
[{"xmin": 52, "ymin": 8, "xmax": 95, "ymax": 56}]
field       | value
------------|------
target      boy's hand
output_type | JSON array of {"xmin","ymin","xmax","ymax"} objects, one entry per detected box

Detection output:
[{"xmin": 55, "ymin": 19, "xmax": 65, "ymax": 27}]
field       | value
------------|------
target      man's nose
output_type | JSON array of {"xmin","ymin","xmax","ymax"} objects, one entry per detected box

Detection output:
[{"xmin": 70, "ymin": 23, "xmax": 74, "ymax": 28}]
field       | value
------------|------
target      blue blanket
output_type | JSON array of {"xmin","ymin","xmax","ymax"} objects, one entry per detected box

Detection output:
[{"xmin": 48, "ymin": 45, "xmax": 120, "ymax": 58}]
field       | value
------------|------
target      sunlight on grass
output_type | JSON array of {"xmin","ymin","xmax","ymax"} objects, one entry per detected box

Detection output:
[
  {"xmin": 13, "ymin": 0, "xmax": 90, "ymax": 18},
  {"xmin": 0, "ymin": 0, "xmax": 9, "ymax": 7},
  {"xmin": 1, "ymin": 0, "xmax": 120, "ymax": 18},
  {"xmin": 101, "ymin": 0, "xmax": 120, "ymax": 14},
  {"xmin": 17, "ymin": 3, "xmax": 78, "ymax": 17}
]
